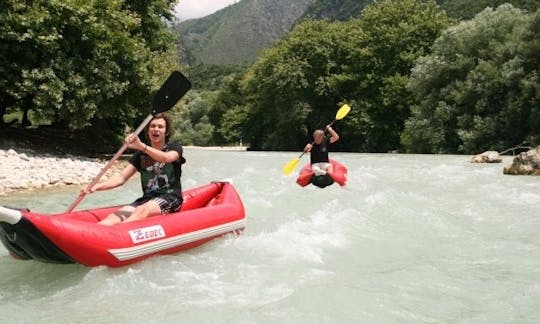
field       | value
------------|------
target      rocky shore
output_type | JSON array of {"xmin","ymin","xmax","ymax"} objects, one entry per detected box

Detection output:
[
  {"xmin": 0, "ymin": 148, "xmax": 123, "ymax": 195},
  {"xmin": 470, "ymin": 151, "xmax": 502, "ymax": 163}
]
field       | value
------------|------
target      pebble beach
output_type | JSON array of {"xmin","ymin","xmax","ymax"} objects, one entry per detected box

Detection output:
[{"xmin": 0, "ymin": 148, "xmax": 119, "ymax": 196}]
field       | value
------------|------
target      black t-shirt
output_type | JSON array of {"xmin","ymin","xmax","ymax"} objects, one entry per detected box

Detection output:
[
  {"xmin": 310, "ymin": 137, "xmax": 330, "ymax": 164},
  {"xmin": 129, "ymin": 143, "xmax": 184, "ymax": 197}
]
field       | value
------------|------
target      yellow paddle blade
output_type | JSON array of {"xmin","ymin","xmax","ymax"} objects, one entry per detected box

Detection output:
[
  {"xmin": 335, "ymin": 104, "xmax": 351, "ymax": 120},
  {"xmin": 282, "ymin": 157, "xmax": 300, "ymax": 176}
]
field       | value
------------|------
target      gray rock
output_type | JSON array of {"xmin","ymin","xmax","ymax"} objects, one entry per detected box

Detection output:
[
  {"xmin": 504, "ymin": 148, "xmax": 540, "ymax": 175},
  {"xmin": 470, "ymin": 151, "xmax": 502, "ymax": 163},
  {"xmin": 19, "ymin": 153, "xmax": 30, "ymax": 161}
]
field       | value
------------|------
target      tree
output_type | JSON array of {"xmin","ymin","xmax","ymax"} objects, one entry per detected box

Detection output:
[
  {"xmin": 402, "ymin": 5, "xmax": 539, "ymax": 153},
  {"xmin": 237, "ymin": 19, "xmax": 363, "ymax": 150},
  {"xmin": 220, "ymin": 0, "xmax": 450, "ymax": 152},
  {"xmin": 334, "ymin": 0, "xmax": 451, "ymax": 152},
  {"xmin": 170, "ymin": 91, "xmax": 216, "ymax": 146},
  {"xmin": 0, "ymin": 0, "xmax": 179, "ymax": 148},
  {"xmin": 210, "ymin": 75, "xmax": 247, "ymax": 144},
  {"xmin": 437, "ymin": 0, "xmax": 540, "ymax": 20}
]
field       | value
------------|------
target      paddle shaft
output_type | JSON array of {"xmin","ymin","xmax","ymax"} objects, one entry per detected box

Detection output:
[{"xmin": 65, "ymin": 114, "xmax": 154, "ymax": 213}]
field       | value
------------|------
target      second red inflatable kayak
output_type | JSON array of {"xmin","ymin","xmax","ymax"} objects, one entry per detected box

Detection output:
[{"xmin": 296, "ymin": 159, "xmax": 348, "ymax": 188}]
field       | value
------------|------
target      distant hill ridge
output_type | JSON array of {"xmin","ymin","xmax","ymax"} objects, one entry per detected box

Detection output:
[
  {"xmin": 175, "ymin": 0, "xmax": 540, "ymax": 66},
  {"xmin": 176, "ymin": 0, "xmax": 315, "ymax": 66}
]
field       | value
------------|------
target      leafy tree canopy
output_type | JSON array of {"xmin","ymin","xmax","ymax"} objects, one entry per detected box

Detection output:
[
  {"xmin": 402, "ymin": 5, "xmax": 539, "ymax": 153},
  {"xmin": 221, "ymin": 0, "xmax": 450, "ymax": 152},
  {"xmin": 0, "ymin": 0, "xmax": 180, "ymax": 149}
]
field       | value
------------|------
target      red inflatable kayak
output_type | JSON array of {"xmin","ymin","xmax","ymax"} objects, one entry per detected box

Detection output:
[
  {"xmin": 0, "ymin": 182, "xmax": 245, "ymax": 267},
  {"xmin": 296, "ymin": 159, "xmax": 348, "ymax": 188}
]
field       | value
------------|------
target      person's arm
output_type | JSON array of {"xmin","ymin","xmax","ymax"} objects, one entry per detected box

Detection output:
[
  {"xmin": 125, "ymin": 134, "xmax": 179, "ymax": 163},
  {"xmin": 143, "ymin": 144, "xmax": 179, "ymax": 163},
  {"xmin": 86, "ymin": 164, "xmax": 137, "ymax": 193},
  {"xmin": 326, "ymin": 125, "xmax": 339, "ymax": 143},
  {"xmin": 304, "ymin": 143, "xmax": 313, "ymax": 152}
]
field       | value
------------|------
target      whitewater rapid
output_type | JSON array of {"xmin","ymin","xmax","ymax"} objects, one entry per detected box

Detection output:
[{"xmin": 1, "ymin": 150, "xmax": 539, "ymax": 323}]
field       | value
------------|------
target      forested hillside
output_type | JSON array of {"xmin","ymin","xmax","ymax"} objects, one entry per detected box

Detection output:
[
  {"xmin": 175, "ymin": 0, "xmax": 314, "ymax": 65},
  {"xmin": 298, "ymin": 0, "xmax": 540, "ymax": 21},
  {"xmin": 203, "ymin": 1, "xmax": 539, "ymax": 153},
  {"xmin": 175, "ymin": 0, "xmax": 540, "ymax": 66},
  {"xmin": 300, "ymin": 0, "xmax": 371, "ymax": 21},
  {"xmin": 437, "ymin": 0, "xmax": 539, "ymax": 19},
  {"xmin": 3, "ymin": 0, "xmax": 539, "ymax": 154}
]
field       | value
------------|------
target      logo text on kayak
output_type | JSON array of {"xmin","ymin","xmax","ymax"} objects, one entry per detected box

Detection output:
[{"xmin": 129, "ymin": 225, "xmax": 166, "ymax": 244}]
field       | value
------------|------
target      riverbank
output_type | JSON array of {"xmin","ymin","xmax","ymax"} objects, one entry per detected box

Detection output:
[
  {"xmin": 0, "ymin": 146, "xmax": 246, "ymax": 196},
  {"xmin": 0, "ymin": 148, "xmax": 124, "ymax": 196},
  {"xmin": 1, "ymin": 145, "xmax": 535, "ymax": 196}
]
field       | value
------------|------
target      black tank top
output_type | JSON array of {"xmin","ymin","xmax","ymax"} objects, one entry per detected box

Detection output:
[{"xmin": 310, "ymin": 137, "xmax": 329, "ymax": 163}]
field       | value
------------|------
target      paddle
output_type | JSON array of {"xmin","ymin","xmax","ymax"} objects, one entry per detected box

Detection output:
[
  {"xmin": 65, "ymin": 71, "xmax": 192, "ymax": 213},
  {"xmin": 282, "ymin": 104, "xmax": 351, "ymax": 176}
]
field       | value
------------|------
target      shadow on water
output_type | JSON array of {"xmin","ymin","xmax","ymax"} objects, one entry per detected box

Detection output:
[{"xmin": 0, "ymin": 255, "xmax": 89, "ymax": 302}]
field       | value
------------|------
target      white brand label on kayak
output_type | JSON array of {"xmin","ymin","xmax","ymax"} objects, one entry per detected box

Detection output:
[{"xmin": 129, "ymin": 225, "xmax": 166, "ymax": 244}]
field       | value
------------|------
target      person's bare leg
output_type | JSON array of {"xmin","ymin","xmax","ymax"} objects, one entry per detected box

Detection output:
[
  {"xmin": 312, "ymin": 164, "xmax": 326, "ymax": 176},
  {"xmin": 122, "ymin": 200, "xmax": 161, "ymax": 223},
  {"xmin": 98, "ymin": 206, "xmax": 135, "ymax": 226},
  {"xmin": 326, "ymin": 164, "xmax": 334, "ymax": 174}
]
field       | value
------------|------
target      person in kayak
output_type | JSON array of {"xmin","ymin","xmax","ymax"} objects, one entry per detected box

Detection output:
[
  {"xmin": 304, "ymin": 125, "xmax": 340, "ymax": 176},
  {"xmin": 84, "ymin": 113, "xmax": 185, "ymax": 225}
]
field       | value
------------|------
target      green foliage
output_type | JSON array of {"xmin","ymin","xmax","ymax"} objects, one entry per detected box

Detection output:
[
  {"xmin": 175, "ymin": 0, "xmax": 315, "ymax": 65},
  {"xmin": 402, "ymin": 5, "xmax": 539, "ymax": 153},
  {"xmin": 437, "ymin": 0, "xmax": 539, "ymax": 19},
  {"xmin": 170, "ymin": 91, "xmax": 216, "ymax": 146},
  {"xmin": 297, "ymin": 0, "xmax": 540, "ymax": 23},
  {"xmin": 226, "ymin": 0, "xmax": 450, "ymax": 151},
  {"xmin": 187, "ymin": 64, "xmax": 247, "ymax": 90},
  {"xmin": 300, "ymin": 0, "xmax": 372, "ymax": 21},
  {"xmin": 210, "ymin": 75, "xmax": 247, "ymax": 144},
  {"xmin": 0, "ymin": 0, "xmax": 179, "ymax": 147},
  {"xmin": 339, "ymin": 0, "xmax": 451, "ymax": 152},
  {"xmin": 172, "ymin": 64, "xmax": 246, "ymax": 145},
  {"xmin": 238, "ymin": 19, "xmax": 362, "ymax": 150}
]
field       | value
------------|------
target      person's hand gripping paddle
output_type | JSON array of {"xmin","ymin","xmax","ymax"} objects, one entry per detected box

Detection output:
[
  {"xmin": 65, "ymin": 71, "xmax": 192, "ymax": 213},
  {"xmin": 282, "ymin": 104, "xmax": 351, "ymax": 176}
]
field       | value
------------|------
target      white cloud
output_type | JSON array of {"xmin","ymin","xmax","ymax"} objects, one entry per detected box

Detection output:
[{"xmin": 174, "ymin": 0, "xmax": 239, "ymax": 21}]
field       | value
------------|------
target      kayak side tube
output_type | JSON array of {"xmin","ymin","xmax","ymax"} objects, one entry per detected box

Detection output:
[{"xmin": 296, "ymin": 159, "xmax": 348, "ymax": 188}]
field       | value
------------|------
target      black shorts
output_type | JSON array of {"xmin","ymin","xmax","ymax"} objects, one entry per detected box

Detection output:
[{"xmin": 129, "ymin": 193, "xmax": 183, "ymax": 214}]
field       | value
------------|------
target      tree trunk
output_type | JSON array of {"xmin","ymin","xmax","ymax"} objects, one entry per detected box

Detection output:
[{"xmin": 21, "ymin": 107, "xmax": 31, "ymax": 128}]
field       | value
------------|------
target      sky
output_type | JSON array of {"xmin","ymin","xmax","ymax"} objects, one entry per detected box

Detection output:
[{"xmin": 174, "ymin": 0, "xmax": 239, "ymax": 21}]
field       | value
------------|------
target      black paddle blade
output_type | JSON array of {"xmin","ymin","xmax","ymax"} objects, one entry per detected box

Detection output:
[{"xmin": 152, "ymin": 71, "xmax": 192, "ymax": 114}]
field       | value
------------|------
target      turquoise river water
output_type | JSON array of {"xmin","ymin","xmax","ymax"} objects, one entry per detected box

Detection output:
[{"xmin": 0, "ymin": 149, "xmax": 539, "ymax": 323}]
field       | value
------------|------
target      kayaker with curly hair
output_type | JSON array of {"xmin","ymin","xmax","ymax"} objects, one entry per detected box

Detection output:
[{"xmin": 85, "ymin": 113, "xmax": 185, "ymax": 225}]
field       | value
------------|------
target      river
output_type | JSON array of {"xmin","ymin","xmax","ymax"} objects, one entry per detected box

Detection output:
[{"xmin": 1, "ymin": 149, "xmax": 539, "ymax": 323}]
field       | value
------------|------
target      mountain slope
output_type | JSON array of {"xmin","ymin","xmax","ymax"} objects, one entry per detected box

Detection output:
[
  {"xmin": 298, "ymin": 0, "xmax": 539, "ymax": 22},
  {"xmin": 176, "ymin": 0, "xmax": 315, "ymax": 65},
  {"xmin": 300, "ymin": 0, "xmax": 372, "ymax": 21}
]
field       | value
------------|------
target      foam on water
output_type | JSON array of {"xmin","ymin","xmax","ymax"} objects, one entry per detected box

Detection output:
[{"xmin": 1, "ymin": 150, "xmax": 539, "ymax": 323}]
